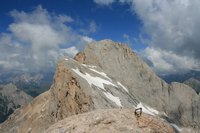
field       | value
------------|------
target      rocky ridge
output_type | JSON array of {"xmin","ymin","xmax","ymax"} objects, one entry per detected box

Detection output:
[
  {"xmin": 0, "ymin": 40, "xmax": 199, "ymax": 132},
  {"xmin": 46, "ymin": 109, "xmax": 175, "ymax": 133}
]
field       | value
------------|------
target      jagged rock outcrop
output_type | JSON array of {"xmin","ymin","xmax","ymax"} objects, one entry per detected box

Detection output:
[
  {"xmin": 74, "ymin": 52, "xmax": 86, "ymax": 63},
  {"xmin": 0, "ymin": 40, "xmax": 199, "ymax": 132},
  {"xmin": 0, "ymin": 83, "xmax": 32, "ymax": 123}
]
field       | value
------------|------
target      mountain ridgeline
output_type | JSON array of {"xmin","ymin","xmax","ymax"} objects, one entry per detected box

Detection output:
[
  {"xmin": 0, "ymin": 72, "xmax": 54, "ymax": 97},
  {"xmin": 0, "ymin": 40, "xmax": 199, "ymax": 132}
]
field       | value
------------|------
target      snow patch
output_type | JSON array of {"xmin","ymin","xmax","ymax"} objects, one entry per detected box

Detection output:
[
  {"xmin": 103, "ymin": 92, "xmax": 122, "ymax": 107},
  {"xmin": 170, "ymin": 123, "xmax": 183, "ymax": 132},
  {"xmin": 72, "ymin": 68, "xmax": 122, "ymax": 107},
  {"xmin": 81, "ymin": 64, "xmax": 113, "ymax": 81},
  {"xmin": 82, "ymin": 64, "xmax": 97, "ymax": 68},
  {"xmin": 89, "ymin": 68, "xmax": 112, "ymax": 81},
  {"xmin": 136, "ymin": 102, "xmax": 159, "ymax": 116},
  {"xmin": 117, "ymin": 82, "xmax": 129, "ymax": 93},
  {"xmin": 64, "ymin": 58, "xmax": 68, "ymax": 61},
  {"xmin": 72, "ymin": 68, "xmax": 117, "ymax": 91}
]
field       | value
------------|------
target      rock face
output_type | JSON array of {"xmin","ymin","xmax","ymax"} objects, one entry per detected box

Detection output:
[
  {"xmin": 0, "ymin": 40, "xmax": 199, "ymax": 132},
  {"xmin": 0, "ymin": 55, "xmax": 143, "ymax": 133},
  {"xmin": 46, "ymin": 109, "xmax": 174, "ymax": 133},
  {"xmin": 74, "ymin": 52, "xmax": 86, "ymax": 63},
  {"xmin": 81, "ymin": 40, "xmax": 200, "ymax": 129},
  {"xmin": 0, "ymin": 83, "xmax": 32, "ymax": 123}
]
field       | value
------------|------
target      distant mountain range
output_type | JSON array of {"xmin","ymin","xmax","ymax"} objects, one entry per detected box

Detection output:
[
  {"xmin": 161, "ymin": 70, "xmax": 200, "ymax": 83},
  {"xmin": 0, "ymin": 71, "xmax": 54, "ymax": 97},
  {"xmin": 0, "ymin": 71, "xmax": 53, "ymax": 123},
  {"xmin": 0, "ymin": 83, "xmax": 32, "ymax": 123},
  {"xmin": 161, "ymin": 70, "xmax": 200, "ymax": 93}
]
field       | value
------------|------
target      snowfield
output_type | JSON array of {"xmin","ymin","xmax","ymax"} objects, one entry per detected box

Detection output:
[
  {"xmin": 103, "ymin": 92, "xmax": 122, "ymax": 107},
  {"xmin": 72, "ymin": 68, "xmax": 123, "ymax": 107},
  {"xmin": 89, "ymin": 68, "xmax": 112, "ymax": 81},
  {"xmin": 72, "ymin": 68, "xmax": 117, "ymax": 91}
]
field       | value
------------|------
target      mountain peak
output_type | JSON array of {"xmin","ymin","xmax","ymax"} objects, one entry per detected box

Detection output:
[{"xmin": 0, "ymin": 39, "xmax": 199, "ymax": 132}]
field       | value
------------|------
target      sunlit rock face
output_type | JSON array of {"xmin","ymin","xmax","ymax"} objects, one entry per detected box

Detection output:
[
  {"xmin": 0, "ymin": 40, "xmax": 199, "ymax": 132},
  {"xmin": 82, "ymin": 40, "xmax": 200, "ymax": 130}
]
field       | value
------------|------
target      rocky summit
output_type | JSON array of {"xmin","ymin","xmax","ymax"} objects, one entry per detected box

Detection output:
[{"xmin": 0, "ymin": 40, "xmax": 199, "ymax": 133}]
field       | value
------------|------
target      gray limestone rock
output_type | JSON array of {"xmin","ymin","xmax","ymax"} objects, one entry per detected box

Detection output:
[
  {"xmin": 0, "ymin": 40, "xmax": 199, "ymax": 132},
  {"xmin": 81, "ymin": 40, "xmax": 200, "ymax": 130},
  {"xmin": 46, "ymin": 109, "xmax": 174, "ymax": 133},
  {"xmin": 0, "ymin": 83, "xmax": 32, "ymax": 123}
]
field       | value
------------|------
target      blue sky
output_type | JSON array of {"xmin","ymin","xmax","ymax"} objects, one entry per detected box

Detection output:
[
  {"xmin": 0, "ymin": 0, "xmax": 200, "ymax": 75},
  {"xmin": 0, "ymin": 0, "xmax": 144, "ymax": 49}
]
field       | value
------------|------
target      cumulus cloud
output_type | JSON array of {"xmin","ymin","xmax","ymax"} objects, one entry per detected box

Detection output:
[
  {"xmin": 60, "ymin": 47, "xmax": 79, "ymax": 57},
  {"xmin": 94, "ymin": 0, "xmax": 200, "ymax": 75},
  {"xmin": 131, "ymin": 0, "xmax": 200, "ymax": 74},
  {"xmin": 0, "ymin": 5, "xmax": 93, "ymax": 72},
  {"xmin": 141, "ymin": 47, "xmax": 200, "ymax": 75}
]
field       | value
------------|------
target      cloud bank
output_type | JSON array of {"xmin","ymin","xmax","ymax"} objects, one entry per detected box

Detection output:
[
  {"xmin": 0, "ymin": 6, "xmax": 94, "ymax": 72},
  {"xmin": 94, "ymin": 0, "xmax": 200, "ymax": 75},
  {"xmin": 132, "ymin": 0, "xmax": 200, "ymax": 75}
]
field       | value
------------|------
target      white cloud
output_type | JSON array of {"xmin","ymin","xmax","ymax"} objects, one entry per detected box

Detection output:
[
  {"xmin": 141, "ymin": 47, "xmax": 200, "ymax": 75},
  {"xmin": 131, "ymin": 0, "xmax": 200, "ymax": 74},
  {"xmin": 9, "ymin": 23, "xmax": 63, "ymax": 49},
  {"xmin": 82, "ymin": 36, "xmax": 95, "ymax": 43},
  {"xmin": 94, "ymin": 0, "xmax": 116, "ymax": 6},
  {"xmin": 0, "ymin": 5, "xmax": 94, "ymax": 72},
  {"xmin": 60, "ymin": 46, "xmax": 79, "ymax": 57},
  {"xmin": 94, "ymin": 0, "xmax": 200, "ymax": 74}
]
